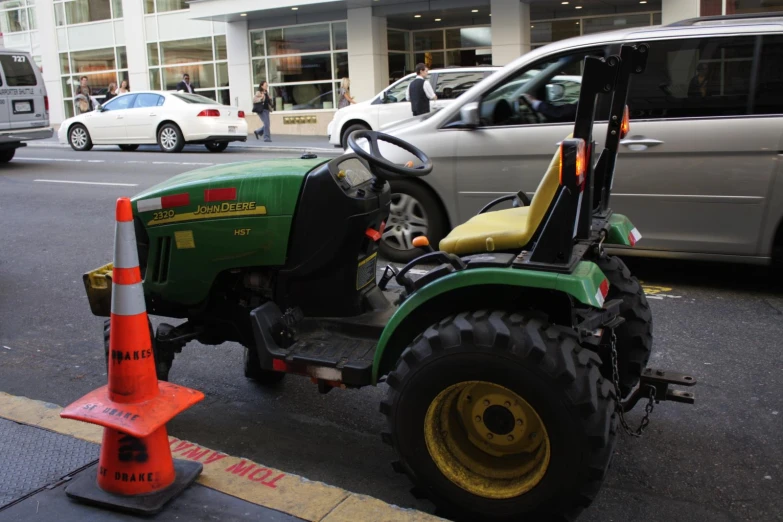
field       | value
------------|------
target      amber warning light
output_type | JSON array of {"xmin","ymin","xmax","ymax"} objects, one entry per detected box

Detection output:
[
  {"xmin": 559, "ymin": 139, "xmax": 587, "ymax": 188},
  {"xmin": 620, "ymin": 105, "xmax": 630, "ymax": 138}
]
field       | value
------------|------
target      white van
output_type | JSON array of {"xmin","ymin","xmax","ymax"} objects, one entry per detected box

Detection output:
[
  {"xmin": 327, "ymin": 66, "xmax": 498, "ymax": 148},
  {"xmin": 0, "ymin": 49, "xmax": 52, "ymax": 163}
]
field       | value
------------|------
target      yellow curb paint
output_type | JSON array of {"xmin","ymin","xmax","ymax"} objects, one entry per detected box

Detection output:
[
  {"xmin": 0, "ymin": 391, "xmax": 442, "ymax": 522},
  {"xmin": 322, "ymin": 494, "xmax": 445, "ymax": 522}
]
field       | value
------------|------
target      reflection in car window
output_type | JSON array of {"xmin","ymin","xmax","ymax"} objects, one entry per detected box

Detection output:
[
  {"xmin": 171, "ymin": 93, "xmax": 219, "ymax": 104},
  {"xmin": 755, "ymin": 35, "xmax": 783, "ymax": 115},
  {"xmin": 102, "ymin": 94, "xmax": 136, "ymax": 111},
  {"xmin": 133, "ymin": 93, "xmax": 164, "ymax": 109},
  {"xmin": 382, "ymin": 77, "xmax": 415, "ymax": 103},
  {"xmin": 435, "ymin": 72, "xmax": 486, "ymax": 99},
  {"xmin": 627, "ymin": 36, "xmax": 755, "ymax": 119}
]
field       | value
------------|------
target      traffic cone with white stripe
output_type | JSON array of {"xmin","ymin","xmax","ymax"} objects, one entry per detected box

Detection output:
[{"xmin": 60, "ymin": 197, "xmax": 204, "ymax": 515}]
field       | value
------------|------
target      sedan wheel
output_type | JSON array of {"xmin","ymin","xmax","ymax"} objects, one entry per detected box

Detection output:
[
  {"xmin": 205, "ymin": 141, "xmax": 228, "ymax": 152},
  {"xmin": 69, "ymin": 124, "xmax": 93, "ymax": 151},
  {"xmin": 158, "ymin": 124, "xmax": 184, "ymax": 153}
]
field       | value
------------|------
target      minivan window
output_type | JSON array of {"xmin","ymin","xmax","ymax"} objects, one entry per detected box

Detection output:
[
  {"xmin": 627, "ymin": 36, "xmax": 755, "ymax": 119},
  {"xmin": 435, "ymin": 71, "xmax": 486, "ymax": 99},
  {"xmin": 0, "ymin": 54, "xmax": 36, "ymax": 86},
  {"xmin": 381, "ymin": 76, "xmax": 415, "ymax": 104},
  {"xmin": 754, "ymin": 35, "xmax": 783, "ymax": 115}
]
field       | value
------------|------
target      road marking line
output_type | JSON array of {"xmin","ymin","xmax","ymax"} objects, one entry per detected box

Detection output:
[
  {"xmin": 180, "ymin": 162, "xmax": 213, "ymax": 165},
  {"xmin": 17, "ymin": 157, "xmax": 82, "ymax": 162},
  {"xmin": 35, "ymin": 179, "xmax": 138, "ymax": 187},
  {"xmin": 87, "ymin": 159, "xmax": 105, "ymax": 163},
  {"xmin": 152, "ymin": 161, "xmax": 185, "ymax": 165},
  {"xmin": 0, "ymin": 391, "xmax": 443, "ymax": 522}
]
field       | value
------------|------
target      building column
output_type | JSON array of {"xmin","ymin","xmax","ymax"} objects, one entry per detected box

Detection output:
[
  {"xmin": 37, "ymin": 0, "xmax": 63, "ymax": 124},
  {"xmin": 226, "ymin": 20, "xmax": 252, "ymax": 111},
  {"xmin": 347, "ymin": 7, "xmax": 388, "ymax": 103},
  {"xmin": 121, "ymin": 0, "xmax": 149, "ymax": 91},
  {"xmin": 661, "ymin": 0, "xmax": 700, "ymax": 24},
  {"xmin": 491, "ymin": 0, "xmax": 531, "ymax": 66}
]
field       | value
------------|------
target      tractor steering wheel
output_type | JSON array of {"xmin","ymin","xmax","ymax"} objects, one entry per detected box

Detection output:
[{"xmin": 347, "ymin": 130, "xmax": 433, "ymax": 180}]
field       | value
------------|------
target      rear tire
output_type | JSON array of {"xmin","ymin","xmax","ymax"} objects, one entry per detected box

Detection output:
[
  {"xmin": 69, "ymin": 124, "xmax": 93, "ymax": 151},
  {"xmin": 340, "ymin": 122, "xmax": 370, "ymax": 149},
  {"xmin": 0, "ymin": 148, "xmax": 15, "ymax": 163},
  {"xmin": 380, "ymin": 179, "xmax": 447, "ymax": 263},
  {"xmin": 118, "ymin": 144, "xmax": 139, "ymax": 152},
  {"xmin": 205, "ymin": 141, "xmax": 228, "ymax": 152},
  {"xmin": 104, "ymin": 319, "xmax": 171, "ymax": 381},
  {"xmin": 381, "ymin": 311, "xmax": 617, "ymax": 522},
  {"xmin": 595, "ymin": 255, "xmax": 653, "ymax": 396},
  {"xmin": 243, "ymin": 346, "xmax": 286, "ymax": 386},
  {"xmin": 157, "ymin": 123, "xmax": 185, "ymax": 153}
]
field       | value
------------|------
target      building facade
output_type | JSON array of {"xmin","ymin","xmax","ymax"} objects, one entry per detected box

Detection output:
[{"xmin": 0, "ymin": 0, "xmax": 779, "ymax": 134}]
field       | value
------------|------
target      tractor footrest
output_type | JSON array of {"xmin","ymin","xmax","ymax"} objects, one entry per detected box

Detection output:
[
  {"xmin": 622, "ymin": 368, "xmax": 697, "ymax": 412},
  {"xmin": 269, "ymin": 322, "xmax": 377, "ymax": 387}
]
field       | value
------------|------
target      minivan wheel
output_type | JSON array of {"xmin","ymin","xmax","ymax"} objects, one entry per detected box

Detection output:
[
  {"xmin": 380, "ymin": 179, "xmax": 447, "ymax": 263},
  {"xmin": 69, "ymin": 124, "xmax": 93, "ymax": 151},
  {"xmin": 0, "ymin": 148, "xmax": 15, "ymax": 163},
  {"xmin": 158, "ymin": 123, "xmax": 185, "ymax": 153},
  {"xmin": 341, "ymin": 123, "xmax": 370, "ymax": 149}
]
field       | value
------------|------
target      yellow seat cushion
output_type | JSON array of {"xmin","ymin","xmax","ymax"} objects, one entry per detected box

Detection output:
[{"xmin": 439, "ymin": 147, "xmax": 562, "ymax": 255}]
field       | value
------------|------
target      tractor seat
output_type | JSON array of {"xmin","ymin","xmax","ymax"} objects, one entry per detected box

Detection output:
[{"xmin": 439, "ymin": 146, "xmax": 562, "ymax": 255}]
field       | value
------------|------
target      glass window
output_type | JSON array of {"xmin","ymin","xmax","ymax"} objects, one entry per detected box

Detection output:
[
  {"xmin": 628, "ymin": 36, "xmax": 755, "ymax": 119},
  {"xmin": 160, "ymin": 37, "xmax": 213, "ymax": 65},
  {"xmin": 414, "ymin": 51, "xmax": 444, "ymax": 69},
  {"xmin": 268, "ymin": 53, "xmax": 332, "ymax": 83},
  {"xmin": 217, "ymin": 62, "xmax": 228, "ymax": 88},
  {"xmin": 252, "ymin": 59, "xmax": 267, "ymax": 86},
  {"xmin": 103, "ymin": 94, "xmax": 136, "ymax": 111},
  {"xmin": 144, "ymin": 0, "xmax": 155, "ymax": 14},
  {"xmin": 250, "ymin": 31, "xmax": 265, "ymax": 57},
  {"xmin": 59, "ymin": 52, "xmax": 70, "ymax": 74},
  {"xmin": 197, "ymin": 90, "xmax": 217, "ymax": 101},
  {"xmin": 218, "ymin": 89, "xmax": 230, "ymax": 105},
  {"xmin": 653, "ymin": 13, "xmax": 662, "ymax": 25},
  {"xmin": 753, "ymin": 35, "xmax": 783, "ymax": 115},
  {"xmin": 147, "ymin": 43, "xmax": 159, "ymax": 67},
  {"xmin": 266, "ymin": 25, "xmax": 331, "ymax": 55},
  {"xmin": 163, "ymin": 64, "xmax": 214, "ymax": 90},
  {"xmin": 435, "ymin": 71, "xmax": 486, "ymax": 100},
  {"xmin": 332, "ymin": 22, "xmax": 347, "ymax": 50},
  {"xmin": 271, "ymin": 83, "xmax": 333, "ymax": 111},
  {"xmin": 133, "ymin": 93, "xmax": 163, "ymax": 108},
  {"xmin": 389, "ymin": 53, "xmax": 413, "ymax": 82},
  {"xmin": 388, "ymin": 30, "xmax": 410, "ymax": 52},
  {"xmin": 531, "ymin": 20, "xmax": 580, "ymax": 45},
  {"xmin": 117, "ymin": 46, "xmax": 127, "ymax": 70},
  {"xmin": 727, "ymin": 0, "xmax": 783, "ymax": 14},
  {"xmin": 0, "ymin": 54, "xmax": 36, "ymax": 86},
  {"xmin": 156, "ymin": 0, "xmax": 188, "ymax": 13},
  {"xmin": 446, "ymin": 49, "xmax": 493, "ymax": 67},
  {"xmin": 111, "ymin": 0, "xmax": 123, "ymax": 18},
  {"xmin": 54, "ymin": 3, "xmax": 65, "ymax": 26},
  {"xmin": 414, "ymin": 30, "xmax": 444, "ymax": 51},
  {"xmin": 71, "ymin": 47, "xmax": 116, "ymax": 74},
  {"xmin": 334, "ymin": 52, "xmax": 349, "ymax": 80},
  {"xmin": 215, "ymin": 35, "xmax": 227, "ymax": 61},
  {"xmin": 149, "ymin": 68, "xmax": 161, "ymax": 90},
  {"xmin": 65, "ymin": 0, "xmax": 112, "ymax": 25},
  {"xmin": 445, "ymin": 27, "xmax": 491, "ymax": 49},
  {"xmin": 0, "ymin": 8, "xmax": 28, "ymax": 33},
  {"xmin": 583, "ymin": 14, "xmax": 652, "ymax": 35}
]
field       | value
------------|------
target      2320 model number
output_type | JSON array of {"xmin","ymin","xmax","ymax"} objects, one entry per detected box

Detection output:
[{"xmin": 153, "ymin": 210, "xmax": 174, "ymax": 220}]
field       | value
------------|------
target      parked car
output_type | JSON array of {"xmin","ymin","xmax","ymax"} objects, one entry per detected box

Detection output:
[
  {"xmin": 58, "ymin": 91, "xmax": 247, "ymax": 153},
  {"xmin": 0, "ymin": 49, "xmax": 53, "ymax": 163},
  {"xmin": 327, "ymin": 66, "xmax": 498, "ymax": 149},
  {"xmin": 369, "ymin": 13, "xmax": 783, "ymax": 269}
]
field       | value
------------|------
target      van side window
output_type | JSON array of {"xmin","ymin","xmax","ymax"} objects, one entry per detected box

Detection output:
[
  {"xmin": 627, "ymin": 36, "xmax": 755, "ymax": 119},
  {"xmin": 0, "ymin": 54, "xmax": 36, "ymax": 86},
  {"xmin": 380, "ymin": 77, "xmax": 415, "ymax": 104},
  {"xmin": 435, "ymin": 71, "xmax": 486, "ymax": 99},
  {"xmin": 754, "ymin": 35, "xmax": 783, "ymax": 115}
]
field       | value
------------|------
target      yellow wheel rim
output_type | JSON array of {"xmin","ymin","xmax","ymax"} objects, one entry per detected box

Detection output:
[{"xmin": 424, "ymin": 381, "xmax": 550, "ymax": 499}]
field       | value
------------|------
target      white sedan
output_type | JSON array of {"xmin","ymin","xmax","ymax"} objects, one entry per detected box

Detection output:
[{"xmin": 58, "ymin": 91, "xmax": 248, "ymax": 153}]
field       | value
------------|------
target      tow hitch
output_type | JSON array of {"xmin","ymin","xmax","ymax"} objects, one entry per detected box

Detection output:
[{"xmin": 621, "ymin": 368, "xmax": 697, "ymax": 412}]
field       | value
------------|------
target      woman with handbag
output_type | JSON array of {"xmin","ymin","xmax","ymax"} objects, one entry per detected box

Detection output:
[
  {"xmin": 74, "ymin": 86, "xmax": 94, "ymax": 115},
  {"xmin": 252, "ymin": 81, "xmax": 273, "ymax": 142}
]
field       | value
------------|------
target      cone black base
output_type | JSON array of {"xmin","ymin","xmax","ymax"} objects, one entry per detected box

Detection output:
[{"xmin": 65, "ymin": 459, "xmax": 203, "ymax": 515}]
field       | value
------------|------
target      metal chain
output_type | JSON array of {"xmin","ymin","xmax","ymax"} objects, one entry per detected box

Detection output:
[{"xmin": 610, "ymin": 330, "xmax": 655, "ymax": 437}]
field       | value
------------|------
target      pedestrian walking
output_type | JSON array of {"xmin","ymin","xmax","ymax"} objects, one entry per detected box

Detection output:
[
  {"xmin": 337, "ymin": 77, "xmax": 356, "ymax": 109},
  {"xmin": 104, "ymin": 82, "xmax": 118, "ymax": 103},
  {"xmin": 118, "ymin": 79, "xmax": 130, "ymax": 94},
  {"xmin": 75, "ymin": 86, "xmax": 94, "ymax": 114},
  {"xmin": 406, "ymin": 63, "xmax": 437, "ymax": 116},
  {"xmin": 176, "ymin": 73, "xmax": 194, "ymax": 93},
  {"xmin": 252, "ymin": 81, "xmax": 273, "ymax": 142}
]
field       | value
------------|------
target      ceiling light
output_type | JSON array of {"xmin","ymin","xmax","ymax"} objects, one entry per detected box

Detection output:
[
  {"xmin": 640, "ymin": 0, "xmax": 647, "ymax": 3},
  {"xmin": 291, "ymin": 7, "xmax": 298, "ymax": 10},
  {"xmin": 562, "ymin": 1, "xmax": 569, "ymax": 4},
  {"xmin": 575, "ymin": 5, "xmax": 582, "ymax": 8},
  {"xmin": 531, "ymin": 25, "xmax": 535, "ymax": 28},
  {"xmin": 240, "ymin": 13, "xmax": 247, "ymax": 16},
  {"xmin": 414, "ymin": 14, "xmax": 421, "ymax": 18},
  {"xmin": 435, "ymin": 18, "xmax": 442, "ymax": 21},
  {"xmin": 472, "ymin": 9, "xmax": 479, "ymax": 13},
  {"xmin": 576, "ymin": 21, "xmax": 580, "ymax": 25}
]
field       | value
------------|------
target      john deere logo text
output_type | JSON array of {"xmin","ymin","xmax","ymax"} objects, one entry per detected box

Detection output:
[{"xmin": 195, "ymin": 202, "xmax": 257, "ymax": 215}]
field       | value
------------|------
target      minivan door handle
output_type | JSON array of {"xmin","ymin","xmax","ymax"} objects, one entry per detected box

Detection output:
[{"xmin": 620, "ymin": 137, "xmax": 664, "ymax": 151}]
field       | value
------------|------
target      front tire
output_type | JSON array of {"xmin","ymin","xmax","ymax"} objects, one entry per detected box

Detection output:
[
  {"xmin": 243, "ymin": 346, "xmax": 286, "ymax": 386},
  {"xmin": 380, "ymin": 179, "xmax": 447, "ymax": 263},
  {"xmin": 118, "ymin": 144, "xmax": 139, "ymax": 152},
  {"xmin": 69, "ymin": 124, "xmax": 93, "ymax": 151},
  {"xmin": 0, "ymin": 148, "xmax": 15, "ymax": 163},
  {"xmin": 205, "ymin": 141, "xmax": 228, "ymax": 153},
  {"xmin": 382, "ymin": 311, "xmax": 616, "ymax": 522},
  {"xmin": 596, "ymin": 255, "xmax": 653, "ymax": 396},
  {"xmin": 157, "ymin": 123, "xmax": 185, "ymax": 153}
]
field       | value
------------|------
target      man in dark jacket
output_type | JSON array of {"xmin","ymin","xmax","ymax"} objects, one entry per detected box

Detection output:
[
  {"xmin": 406, "ymin": 63, "xmax": 437, "ymax": 116},
  {"xmin": 175, "ymin": 74, "xmax": 194, "ymax": 93}
]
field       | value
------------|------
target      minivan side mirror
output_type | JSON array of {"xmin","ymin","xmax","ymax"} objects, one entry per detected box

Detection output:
[
  {"xmin": 460, "ymin": 102, "xmax": 480, "ymax": 128},
  {"xmin": 546, "ymin": 83, "xmax": 565, "ymax": 103}
]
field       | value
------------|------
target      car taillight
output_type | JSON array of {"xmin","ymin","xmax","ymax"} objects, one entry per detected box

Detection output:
[
  {"xmin": 238, "ymin": 111, "xmax": 245, "ymax": 118},
  {"xmin": 620, "ymin": 105, "xmax": 630, "ymax": 138},
  {"xmin": 559, "ymin": 138, "xmax": 586, "ymax": 188},
  {"xmin": 44, "ymin": 95, "xmax": 49, "ymax": 112},
  {"xmin": 197, "ymin": 109, "xmax": 220, "ymax": 117}
]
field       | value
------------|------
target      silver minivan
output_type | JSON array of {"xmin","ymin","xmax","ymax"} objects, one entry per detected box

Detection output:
[
  {"xmin": 0, "ymin": 49, "xmax": 52, "ymax": 163},
  {"xmin": 376, "ymin": 14, "xmax": 783, "ymax": 270}
]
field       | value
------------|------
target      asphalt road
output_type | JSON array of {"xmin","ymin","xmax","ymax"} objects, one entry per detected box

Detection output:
[{"xmin": 1, "ymin": 145, "xmax": 781, "ymax": 521}]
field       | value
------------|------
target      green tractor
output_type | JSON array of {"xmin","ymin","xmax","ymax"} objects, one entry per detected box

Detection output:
[{"xmin": 84, "ymin": 43, "xmax": 695, "ymax": 521}]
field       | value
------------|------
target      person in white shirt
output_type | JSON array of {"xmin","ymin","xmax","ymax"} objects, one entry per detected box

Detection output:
[{"xmin": 406, "ymin": 63, "xmax": 437, "ymax": 116}]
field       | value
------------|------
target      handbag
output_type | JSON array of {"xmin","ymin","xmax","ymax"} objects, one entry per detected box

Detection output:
[{"xmin": 253, "ymin": 101, "xmax": 265, "ymax": 113}]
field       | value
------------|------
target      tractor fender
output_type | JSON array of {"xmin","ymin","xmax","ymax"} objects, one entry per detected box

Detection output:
[
  {"xmin": 605, "ymin": 213, "xmax": 642, "ymax": 247},
  {"xmin": 372, "ymin": 262, "xmax": 609, "ymax": 383}
]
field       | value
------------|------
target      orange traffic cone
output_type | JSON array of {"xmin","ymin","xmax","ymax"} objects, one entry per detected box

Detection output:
[{"xmin": 60, "ymin": 197, "xmax": 204, "ymax": 514}]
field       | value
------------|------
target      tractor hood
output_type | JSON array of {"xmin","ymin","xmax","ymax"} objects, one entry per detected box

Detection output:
[{"xmin": 131, "ymin": 157, "xmax": 327, "ymax": 223}]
